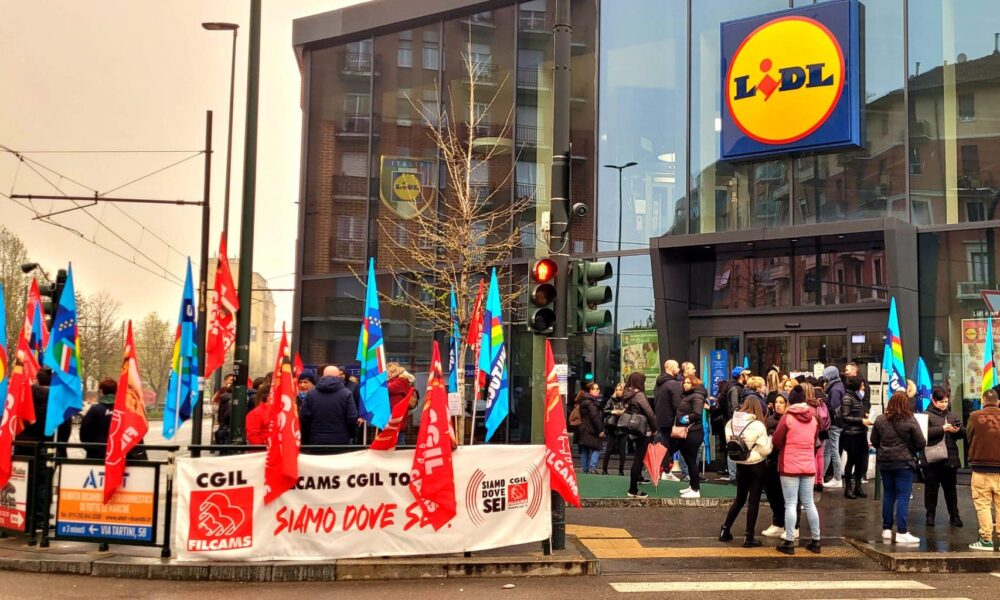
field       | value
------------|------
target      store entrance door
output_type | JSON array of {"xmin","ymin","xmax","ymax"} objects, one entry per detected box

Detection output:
[{"xmin": 746, "ymin": 331, "xmax": 849, "ymax": 377}]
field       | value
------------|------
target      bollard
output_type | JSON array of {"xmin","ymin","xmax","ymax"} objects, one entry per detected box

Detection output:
[{"xmin": 550, "ymin": 492, "xmax": 566, "ymax": 552}]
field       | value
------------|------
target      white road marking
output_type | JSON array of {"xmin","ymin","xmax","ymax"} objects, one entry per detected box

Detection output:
[{"xmin": 609, "ymin": 580, "xmax": 935, "ymax": 593}]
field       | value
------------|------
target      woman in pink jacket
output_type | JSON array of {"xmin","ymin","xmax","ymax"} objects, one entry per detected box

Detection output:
[{"xmin": 772, "ymin": 392, "xmax": 821, "ymax": 555}]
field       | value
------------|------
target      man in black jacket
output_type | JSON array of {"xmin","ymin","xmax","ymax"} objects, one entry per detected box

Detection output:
[
  {"xmin": 79, "ymin": 378, "xmax": 117, "ymax": 459},
  {"xmin": 822, "ymin": 365, "xmax": 846, "ymax": 489},
  {"xmin": 300, "ymin": 365, "xmax": 358, "ymax": 450},
  {"xmin": 14, "ymin": 367, "xmax": 70, "ymax": 529},
  {"xmin": 654, "ymin": 360, "xmax": 682, "ymax": 480}
]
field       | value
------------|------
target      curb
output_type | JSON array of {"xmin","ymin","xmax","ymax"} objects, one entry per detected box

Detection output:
[
  {"xmin": 0, "ymin": 545, "xmax": 598, "ymax": 582},
  {"xmin": 844, "ymin": 538, "xmax": 1000, "ymax": 573},
  {"xmin": 581, "ymin": 497, "xmax": 734, "ymax": 508}
]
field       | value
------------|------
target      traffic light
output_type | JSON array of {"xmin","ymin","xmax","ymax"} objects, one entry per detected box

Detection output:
[
  {"xmin": 528, "ymin": 258, "xmax": 558, "ymax": 335},
  {"xmin": 38, "ymin": 269, "xmax": 67, "ymax": 329},
  {"xmin": 571, "ymin": 260, "xmax": 614, "ymax": 333}
]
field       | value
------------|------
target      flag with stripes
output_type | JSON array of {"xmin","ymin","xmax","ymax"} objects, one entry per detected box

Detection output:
[
  {"xmin": 479, "ymin": 268, "xmax": 508, "ymax": 442},
  {"xmin": 882, "ymin": 296, "xmax": 906, "ymax": 394},
  {"xmin": 43, "ymin": 264, "xmax": 82, "ymax": 436},
  {"xmin": 163, "ymin": 259, "xmax": 199, "ymax": 439},
  {"xmin": 355, "ymin": 258, "xmax": 390, "ymax": 429}
]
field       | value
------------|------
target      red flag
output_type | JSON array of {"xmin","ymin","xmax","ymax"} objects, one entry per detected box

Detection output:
[
  {"xmin": 26, "ymin": 279, "xmax": 49, "ymax": 363},
  {"xmin": 104, "ymin": 321, "xmax": 149, "ymax": 503},
  {"xmin": 409, "ymin": 342, "xmax": 456, "ymax": 531},
  {"xmin": 465, "ymin": 280, "xmax": 487, "ymax": 401},
  {"xmin": 293, "ymin": 352, "xmax": 304, "ymax": 380},
  {"xmin": 543, "ymin": 340, "xmax": 579, "ymax": 507},
  {"xmin": 264, "ymin": 324, "xmax": 300, "ymax": 504},
  {"xmin": 205, "ymin": 234, "xmax": 239, "ymax": 378},
  {"xmin": 370, "ymin": 388, "xmax": 412, "ymax": 451},
  {"xmin": 0, "ymin": 335, "xmax": 39, "ymax": 487}
]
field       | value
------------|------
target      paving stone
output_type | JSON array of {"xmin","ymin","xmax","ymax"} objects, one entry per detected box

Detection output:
[
  {"xmin": 336, "ymin": 558, "xmax": 448, "ymax": 580},
  {"xmin": 270, "ymin": 562, "xmax": 337, "ymax": 582}
]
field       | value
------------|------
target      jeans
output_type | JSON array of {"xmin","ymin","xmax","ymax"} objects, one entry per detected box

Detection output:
[
  {"xmin": 727, "ymin": 456, "xmax": 738, "ymax": 480},
  {"xmin": 680, "ymin": 443, "xmax": 704, "ymax": 480},
  {"xmin": 580, "ymin": 446, "xmax": 601, "ymax": 472},
  {"xmin": 678, "ymin": 434, "xmax": 702, "ymax": 491},
  {"xmin": 923, "ymin": 462, "xmax": 959, "ymax": 519},
  {"xmin": 780, "ymin": 475, "xmax": 820, "ymax": 541},
  {"xmin": 724, "ymin": 462, "xmax": 767, "ymax": 535},
  {"xmin": 880, "ymin": 467, "xmax": 914, "ymax": 533},
  {"xmin": 629, "ymin": 436, "xmax": 650, "ymax": 494},
  {"xmin": 823, "ymin": 426, "xmax": 843, "ymax": 481},
  {"xmin": 970, "ymin": 471, "xmax": 1000, "ymax": 542}
]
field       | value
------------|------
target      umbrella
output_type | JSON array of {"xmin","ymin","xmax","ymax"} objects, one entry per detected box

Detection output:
[{"xmin": 643, "ymin": 442, "xmax": 669, "ymax": 489}]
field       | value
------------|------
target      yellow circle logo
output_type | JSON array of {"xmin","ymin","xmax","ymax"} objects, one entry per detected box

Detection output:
[
  {"xmin": 726, "ymin": 16, "xmax": 845, "ymax": 145},
  {"xmin": 392, "ymin": 172, "xmax": 422, "ymax": 202}
]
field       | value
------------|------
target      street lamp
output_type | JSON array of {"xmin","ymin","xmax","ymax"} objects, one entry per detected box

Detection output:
[
  {"xmin": 202, "ymin": 22, "xmax": 239, "ymax": 234},
  {"xmin": 602, "ymin": 161, "xmax": 638, "ymax": 338}
]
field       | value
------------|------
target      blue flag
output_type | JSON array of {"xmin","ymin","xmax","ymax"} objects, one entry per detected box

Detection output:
[
  {"xmin": 743, "ymin": 355, "xmax": 749, "ymax": 369},
  {"xmin": 480, "ymin": 269, "xmax": 508, "ymax": 442},
  {"xmin": 163, "ymin": 260, "xmax": 200, "ymax": 439},
  {"xmin": 0, "ymin": 283, "xmax": 7, "ymax": 421},
  {"xmin": 702, "ymin": 354, "xmax": 711, "ymax": 462},
  {"xmin": 356, "ymin": 258, "xmax": 390, "ymax": 429},
  {"xmin": 882, "ymin": 297, "xmax": 906, "ymax": 394},
  {"xmin": 43, "ymin": 264, "xmax": 83, "ymax": 435},
  {"xmin": 448, "ymin": 287, "xmax": 459, "ymax": 394},
  {"xmin": 915, "ymin": 356, "xmax": 932, "ymax": 412}
]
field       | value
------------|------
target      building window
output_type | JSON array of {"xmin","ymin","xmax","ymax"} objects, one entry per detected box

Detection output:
[
  {"xmin": 968, "ymin": 243, "xmax": 989, "ymax": 283},
  {"xmin": 397, "ymin": 40, "xmax": 412, "ymax": 68},
  {"xmin": 422, "ymin": 29, "xmax": 440, "ymax": 70},
  {"xmin": 966, "ymin": 200, "xmax": 985, "ymax": 222},
  {"xmin": 961, "ymin": 145, "xmax": 980, "ymax": 179},
  {"xmin": 958, "ymin": 93, "xmax": 975, "ymax": 121},
  {"xmin": 339, "ymin": 152, "xmax": 367, "ymax": 177}
]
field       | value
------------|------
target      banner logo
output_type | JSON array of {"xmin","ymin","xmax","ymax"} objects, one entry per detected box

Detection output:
[
  {"xmin": 464, "ymin": 464, "xmax": 544, "ymax": 526},
  {"xmin": 188, "ymin": 487, "xmax": 253, "ymax": 552},
  {"xmin": 721, "ymin": 0, "xmax": 860, "ymax": 159},
  {"xmin": 379, "ymin": 157, "xmax": 438, "ymax": 220}
]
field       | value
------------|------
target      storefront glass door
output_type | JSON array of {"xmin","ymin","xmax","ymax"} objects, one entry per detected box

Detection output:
[{"xmin": 745, "ymin": 334, "xmax": 791, "ymax": 375}]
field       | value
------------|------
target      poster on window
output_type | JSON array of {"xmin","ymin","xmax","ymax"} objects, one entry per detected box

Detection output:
[
  {"xmin": 961, "ymin": 318, "xmax": 998, "ymax": 400},
  {"xmin": 0, "ymin": 460, "xmax": 29, "ymax": 531},
  {"xmin": 379, "ymin": 156, "xmax": 438, "ymax": 219},
  {"xmin": 620, "ymin": 329, "xmax": 660, "ymax": 395}
]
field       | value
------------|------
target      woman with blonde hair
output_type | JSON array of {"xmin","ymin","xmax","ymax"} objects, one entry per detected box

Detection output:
[{"xmin": 743, "ymin": 375, "xmax": 768, "ymax": 414}]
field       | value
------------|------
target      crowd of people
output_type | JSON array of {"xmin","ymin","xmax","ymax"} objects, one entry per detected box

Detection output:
[{"xmin": 570, "ymin": 359, "xmax": 1000, "ymax": 553}]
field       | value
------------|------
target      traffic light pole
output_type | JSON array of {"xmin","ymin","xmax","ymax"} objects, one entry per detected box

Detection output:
[
  {"xmin": 191, "ymin": 110, "xmax": 212, "ymax": 457},
  {"xmin": 230, "ymin": 0, "xmax": 261, "ymax": 446},
  {"xmin": 545, "ymin": 0, "xmax": 571, "ymax": 555}
]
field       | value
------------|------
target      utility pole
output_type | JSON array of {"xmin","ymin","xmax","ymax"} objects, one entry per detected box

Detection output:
[
  {"xmin": 191, "ymin": 110, "xmax": 212, "ymax": 456},
  {"xmin": 230, "ymin": 0, "xmax": 261, "ymax": 445},
  {"xmin": 546, "ymin": 0, "xmax": 571, "ymax": 554}
]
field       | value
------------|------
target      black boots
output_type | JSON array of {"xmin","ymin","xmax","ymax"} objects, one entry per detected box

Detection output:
[
  {"xmin": 926, "ymin": 513, "xmax": 935, "ymax": 526},
  {"xmin": 844, "ymin": 485, "xmax": 856, "ymax": 500},
  {"xmin": 950, "ymin": 515, "xmax": 963, "ymax": 528},
  {"xmin": 719, "ymin": 525, "xmax": 733, "ymax": 542},
  {"xmin": 805, "ymin": 539, "xmax": 821, "ymax": 554},
  {"xmin": 776, "ymin": 539, "xmax": 795, "ymax": 555},
  {"xmin": 854, "ymin": 479, "xmax": 867, "ymax": 498},
  {"xmin": 743, "ymin": 535, "xmax": 762, "ymax": 548}
]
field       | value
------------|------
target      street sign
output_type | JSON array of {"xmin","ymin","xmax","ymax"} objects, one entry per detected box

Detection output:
[
  {"xmin": 55, "ymin": 463, "xmax": 157, "ymax": 543},
  {"xmin": 982, "ymin": 289, "xmax": 1000, "ymax": 313},
  {"xmin": 554, "ymin": 363, "xmax": 568, "ymax": 395}
]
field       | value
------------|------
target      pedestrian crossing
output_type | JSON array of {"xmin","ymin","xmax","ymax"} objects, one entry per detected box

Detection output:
[{"xmin": 609, "ymin": 580, "xmax": 935, "ymax": 593}]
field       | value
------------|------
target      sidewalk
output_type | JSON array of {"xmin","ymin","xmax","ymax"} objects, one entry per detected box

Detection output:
[
  {"xmin": 578, "ymin": 472, "xmax": 736, "ymax": 507},
  {"xmin": 0, "ymin": 536, "xmax": 597, "ymax": 582}
]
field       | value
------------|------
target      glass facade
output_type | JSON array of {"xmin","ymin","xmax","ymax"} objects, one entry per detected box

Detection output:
[{"xmin": 296, "ymin": 0, "xmax": 1000, "ymax": 440}]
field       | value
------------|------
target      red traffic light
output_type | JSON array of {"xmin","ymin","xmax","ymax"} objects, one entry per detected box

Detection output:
[{"xmin": 532, "ymin": 258, "xmax": 557, "ymax": 283}]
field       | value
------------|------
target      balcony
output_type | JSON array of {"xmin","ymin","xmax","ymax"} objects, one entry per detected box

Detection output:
[
  {"xmin": 516, "ymin": 68, "xmax": 549, "ymax": 90},
  {"xmin": 460, "ymin": 11, "xmax": 495, "ymax": 28},
  {"xmin": 958, "ymin": 280, "xmax": 987, "ymax": 300},
  {"xmin": 336, "ymin": 114, "xmax": 379, "ymax": 137},
  {"xmin": 466, "ymin": 60, "xmax": 499, "ymax": 85},
  {"xmin": 515, "ymin": 182, "xmax": 544, "ymax": 201},
  {"xmin": 515, "ymin": 123, "xmax": 548, "ymax": 148},
  {"xmin": 519, "ymin": 10, "xmax": 547, "ymax": 33},
  {"xmin": 342, "ymin": 52, "xmax": 376, "ymax": 76}
]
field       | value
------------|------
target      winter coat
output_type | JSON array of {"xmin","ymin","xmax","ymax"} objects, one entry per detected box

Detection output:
[
  {"xmin": 839, "ymin": 390, "xmax": 867, "ymax": 436},
  {"xmin": 15, "ymin": 384, "xmax": 71, "ymax": 458},
  {"xmin": 921, "ymin": 404, "xmax": 964, "ymax": 469},
  {"xmin": 772, "ymin": 404, "xmax": 819, "ymax": 477},
  {"xmin": 79, "ymin": 394, "xmax": 116, "ymax": 459},
  {"xmin": 967, "ymin": 406, "xmax": 1000, "ymax": 470},
  {"xmin": 622, "ymin": 387, "xmax": 656, "ymax": 438},
  {"xmin": 764, "ymin": 410, "xmax": 783, "ymax": 436},
  {"xmin": 676, "ymin": 384, "xmax": 707, "ymax": 432},
  {"xmin": 388, "ymin": 374, "xmax": 415, "ymax": 424},
  {"xmin": 823, "ymin": 368, "xmax": 846, "ymax": 424},
  {"xmin": 300, "ymin": 376, "xmax": 358, "ymax": 445},
  {"xmin": 654, "ymin": 374, "xmax": 681, "ymax": 429},
  {"xmin": 725, "ymin": 413, "xmax": 772, "ymax": 465},
  {"xmin": 741, "ymin": 388, "xmax": 768, "ymax": 415},
  {"xmin": 576, "ymin": 395, "xmax": 605, "ymax": 450},
  {"xmin": 726, "ymin": 382, "xmax": 744, "ymax": 418},
  {"xmin": 871, "ymin": 414, "xmax": 926, "ymax": 470},
  {"xmin": 216, "ymin": 391, "xmax": 232, "ymax": 430},
  {"xmin": 245, "ymin": 401, "xmax": 272, "ymax": 446},
  {"xmin": 603, "ymin": 395, "xmax": 627, "ymax": 431}
]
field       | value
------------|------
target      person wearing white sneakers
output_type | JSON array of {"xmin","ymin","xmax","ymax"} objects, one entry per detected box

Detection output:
[
  {"xmin": 719, "ymin": 398, "xmax": 773, "ymax": 547},
  {"xmin": 771, "ymin": 388, "xmax": 822, "ymax": 555},
  {"xmin": 871, "ymin": 390, "xmax": 926, "ymax": 545},
  {"xmin": 966, "ymin": 388, "xmax": 1000, "ymax": 551},
  {"xmin": 676, "ymin": 374, "xmax": 707, "ymax": 499}
]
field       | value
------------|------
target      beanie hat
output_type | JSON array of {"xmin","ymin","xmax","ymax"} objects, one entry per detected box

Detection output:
[
  {"xmin": 298, "ymin": 369, "xmax": 317, "ymax": 384},
  {"xmin": 788, "ymin": 385, "xmax": 806, "ymax": 405}
]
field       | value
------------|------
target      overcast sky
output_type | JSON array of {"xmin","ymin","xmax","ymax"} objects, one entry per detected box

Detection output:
[{"xmin": 0, "ymin": 0, "xmax": 364, "ymax": 333}]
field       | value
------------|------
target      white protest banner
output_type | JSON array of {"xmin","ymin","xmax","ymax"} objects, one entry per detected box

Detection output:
[{"xmin": 174, "ymin": 445, "xmax": 550, "ymax": 561}]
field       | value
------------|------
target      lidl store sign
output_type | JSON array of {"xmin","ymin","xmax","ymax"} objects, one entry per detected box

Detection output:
[{"xmin": 721, "ymin": 0, "xmax": 861, "ymax": 160}]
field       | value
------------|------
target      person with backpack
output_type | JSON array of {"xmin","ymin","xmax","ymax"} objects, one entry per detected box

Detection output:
[
  {"xmin": 622, "ymin": 372, "xmax": 657, "ymax": 498},
  {"xmin": 822, "ymin": 365, "xmax": 846, "ymax": 489},
  {"xmin": 719, "ymin": 398, "xmax": 773, "ymax": 547},
  {"xmin": 602, "ymin": 383, "xmax": 628, "ymax": 476},
  {"xmin": 722, "ymin": 368, "xmax": 749, "ymax": 482},
  {"xmin": 840, "ymin": 376, "xmax": 872, "ymax": 499},
  {"xmin": 772, "ymin": 389, "xmax": 822, "ymax": 555},
  {"xmin": 576, "ymin": 382, "xmax": 606, "ymax": 474}
]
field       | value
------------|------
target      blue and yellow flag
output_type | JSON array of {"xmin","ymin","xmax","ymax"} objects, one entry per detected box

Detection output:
[
  {"xmin": 43, "ymin": 264, "xmax": 83, "ymax": 435},
  {"xmin": 356, "ymin": 258, "xmax": 390, "ymax": 429},
  {"xmin": 882, "ymin": 297, "xmax": 906, "ymax": 393},
  {"xmin": 915, "ymin": 356, "xmax": 932, "ymax": 412},
  {"xmin": 0, "ymin": 283, "xmax": 8, "ymax": 421},
  {"xmin": 480, "ymin": 268, "xmax": 508, "ymax": 442},
  {"xmin": 163, "ymin": 259, "xmax": 199, "ymax": 439},
  {"xmin": 448, "ymin": 286, "xmax": 459, "ymax": 394}
]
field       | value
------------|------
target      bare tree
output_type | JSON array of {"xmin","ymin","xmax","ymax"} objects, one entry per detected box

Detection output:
[
  {"xmin": 0, "ymin": 226, "xmax": 30, "ymax": 352},
  {"xmin": 78, "ymin": 290, "xmax": 123, "ymax": 385},
  {"xmin": 134, "ymin": 311, "xmax": 173, "ymax": 404}
]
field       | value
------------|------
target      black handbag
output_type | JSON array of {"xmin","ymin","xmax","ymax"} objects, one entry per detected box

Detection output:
[{"xmin": 617, "ymin": 411, "xmax": 649, "ymax": 436}]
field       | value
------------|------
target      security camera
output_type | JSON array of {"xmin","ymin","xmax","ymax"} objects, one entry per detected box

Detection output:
[{"xmin": 571, "ymin": 202, "xmax": 589, "ymax": 219}]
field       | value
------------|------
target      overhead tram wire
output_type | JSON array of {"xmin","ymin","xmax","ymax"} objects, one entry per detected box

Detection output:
[{"xmin": 1, "ymin": 145, "xmax": 196, "ymax": 280}]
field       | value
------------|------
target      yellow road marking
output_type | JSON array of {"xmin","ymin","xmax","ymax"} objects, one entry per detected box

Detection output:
[{"xmin": 566, "ymin": 524, "xmax": 631, "ymax": 539}]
